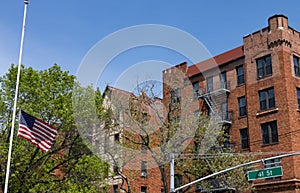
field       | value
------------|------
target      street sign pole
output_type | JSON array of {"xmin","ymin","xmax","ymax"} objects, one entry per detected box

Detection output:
[
  {"xmin": 170, "ymin": 153, "xmax": 175, "ymax": 193},
  {"xmin": 171, "ymin": 152, "xmax": 300, "ymax": 193}
]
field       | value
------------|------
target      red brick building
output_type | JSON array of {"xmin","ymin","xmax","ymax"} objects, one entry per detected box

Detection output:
[
  {"xmin": 163, "ymin": 14, "xmax": 300, "ymax": 192},
  {"xmin": 103, "ymin": 86, "xmax": 165, "ymax": 193},
  {"xmin": 106, "ymin": 15, "xmax": 300, "ymax": 193}
]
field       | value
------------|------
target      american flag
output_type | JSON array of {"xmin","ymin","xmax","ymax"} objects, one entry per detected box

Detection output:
[{"xmin": 17, "ymin": 110, "xmax": 58, "ymax": 152}]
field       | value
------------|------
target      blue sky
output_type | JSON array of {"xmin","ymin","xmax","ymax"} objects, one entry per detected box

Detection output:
[{"xmin": 1, "ymin": 1, "xmax": 300, "ymax": 92}]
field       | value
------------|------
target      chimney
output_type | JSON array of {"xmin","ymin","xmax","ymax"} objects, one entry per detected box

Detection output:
[{"xmin": 268, "ymin": 14, "xmax": 288, "ymax": 31}]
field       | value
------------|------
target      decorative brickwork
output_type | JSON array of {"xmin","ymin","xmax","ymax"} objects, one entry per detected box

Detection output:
[
  {"xmin": 106, "ymin": 14, "xmax": 300, "ymax": 193},
  {"xmin": 164, "ymin": 14, "xmax": 300, "ymax": 193}
]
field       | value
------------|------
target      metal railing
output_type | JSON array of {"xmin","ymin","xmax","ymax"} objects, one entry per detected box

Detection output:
[
  {"xmin": 218, "ymin": 111, "xmax": 233, "ymax": 125},
  {"xmin": 198, "ymin": 81, "xmax": 231, "ymax": 97}
]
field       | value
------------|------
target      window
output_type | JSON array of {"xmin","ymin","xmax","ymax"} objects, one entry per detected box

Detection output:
[
  {"xmin": 257, "ymin": 55, "xmax": 272, "ymax": 78},
  {"xmin": 194, "ymin": 140, "xmax": 200, "ymax": 152},
  {"xmin": 141, "ymin": 112, "xmax": 147, "ymax": 125},
  {"xmin": 114, "ymin": 133, "xmax": 120, "ymax": 142},
  {"xmin": 193, "ymin": 82, "xmax": 199, "ymax": 98},
  {"xmin": 265, "ymin": 158, "xmax": 281, "ymax": 180},
  {"xmin": 221, "ymin": 103, "xmax": 228, "ymax": 121},
  {"xmin": 240, "ymin": 128, "xmax": 249, "ymax": 149},
  {"xmin": 238, "ymin": 96, "xmax": 247, "ymax": 116},
  {"xmin": 174, "ymin": 174, "xmax": 183, "ymax": 193},
  {"xmin": 113, "ymin": 165, "xmax": 119, "ymax": 174},
  {"xmin": 141, "ymin": 186, "xmax": 147, "ymax": 193},
  {"xmin": 141, "ymin": 161, "xmax": 147, "ymax": 177},
  {"xmin": 206, "ymin": 76, "xmax": 213, "ymax": 92},
  {"xmin": 207, "ymin": 106, "xmax": 212, "ymax": 117},
  {"xmin": 294, "ymin": 56, "xmax": 300, "ymax": 77},
  {"xmin": 175, "ymin": 174, "xmax": 183, "ymax": 186},
  {"xmin": 219, "ymin": 71, "xmax": 227, "ymax": 89},
  {"xmin": 265, "ymin": 158, "xmax": 281, "ymax": 168},
  {"xmin": 172, "ymin": 116, "xmax": 181, "ymax": 127},
  {"xmin": 261, "ymin": 121, "xmax": 278, "ymax": 145},
  {"xmin": 259, "ymin": 88, "xmax": 275, "ymax": 111},
  {"xmin": 195, "ymin": 176, "xmax": 203, "ymax": 191},
  {"xmin": 297, "ymin": 88, "xmax": 300, "ymax": 108},
  {"xmin": 141, "ymin": 142, "xmax": 147, "ymax": 153},
  {"xmin": 171, "ymin": 88, "xmax": 181, "ymax": 104},
  {"xmin": 113, "ymin": 185, "xmax": 119, "ymax": 193},
  {"xmin": 236, "ymin": 65, "xmax": 245, "ymax": 85}
]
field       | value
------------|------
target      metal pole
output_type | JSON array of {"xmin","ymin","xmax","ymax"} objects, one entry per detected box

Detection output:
[
  {"xmin": 170, "ymin": 153, "xmax": 175, "ymax": 193},
  {"xmin": 173, "ymin": 152, "xmax": 300, "ymax": 192},
  {"xmin": 4, "ymin": 1, "xmax": 29, "ymax": 192}
]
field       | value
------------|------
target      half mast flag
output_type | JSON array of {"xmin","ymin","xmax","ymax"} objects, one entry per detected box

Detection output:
[{"xmin": 18, "ymin": 110, "xmax": 58, "ymax": 152}]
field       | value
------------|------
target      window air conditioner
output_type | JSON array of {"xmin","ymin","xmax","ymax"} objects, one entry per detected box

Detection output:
[{"xmin": 141, "ymin": 171, "xmax": 147, "ymax": 177}]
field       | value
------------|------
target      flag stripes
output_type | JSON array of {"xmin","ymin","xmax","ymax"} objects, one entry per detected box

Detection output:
[{"xmin": 17, "ymin": 110, "xmax": 58, "ymax": 152}]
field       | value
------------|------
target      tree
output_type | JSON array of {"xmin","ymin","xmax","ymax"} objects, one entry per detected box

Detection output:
[
  {"xmin": 99, "ymin": 78, "xmax": 253, "ymax": 193},
  {"xmin": 72, "ymin": 85, "xmax": 134, "ymax": 193},
  {"xmin": 0, "ymin": 64, "xmax": 109, "ymax": 192},
  {"xmin": 173, "ymin": 112, "xmax": 253, "ymax": 192}
]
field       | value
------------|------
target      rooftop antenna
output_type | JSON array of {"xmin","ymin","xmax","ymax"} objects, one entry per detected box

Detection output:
[{"xmin": 4, "ymin": 0, "xmax": 29, "ymax": 192}]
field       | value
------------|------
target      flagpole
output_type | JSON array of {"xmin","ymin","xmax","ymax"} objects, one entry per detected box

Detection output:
[{"xmin": 4, "ymin": 0, "xmax": 29, "ymax": 192}]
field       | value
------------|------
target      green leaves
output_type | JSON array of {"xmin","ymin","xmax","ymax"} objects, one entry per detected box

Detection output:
[
  {"xmin": 0, "ymin": 64, "xmax": 109, "ymax": 192},
  {"xmin": 68, "ymin": 155, "xmax": 109, "ymax": 186}
]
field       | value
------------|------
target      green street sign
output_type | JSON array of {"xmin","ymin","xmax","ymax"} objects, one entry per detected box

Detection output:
[{"xmin": 247, "ymin": 166, "xmax": 283, "ymax": 181}]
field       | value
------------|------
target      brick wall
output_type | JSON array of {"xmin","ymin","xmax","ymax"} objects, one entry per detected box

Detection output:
[
  {"xmin": 108, "ymin": 14, "xmax": 300, "ymax": 193},
  {"xmin": 164, "ymin": 14, "xmax": 300, "ymax": 192}
]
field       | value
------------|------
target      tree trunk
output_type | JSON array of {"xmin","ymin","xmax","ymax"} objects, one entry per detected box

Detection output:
[{"xmin": 159, "ymin": 165, "xmax": 169, "ymax": 193}]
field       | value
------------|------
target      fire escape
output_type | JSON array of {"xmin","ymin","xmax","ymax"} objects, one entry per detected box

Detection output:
[
  {"xmin": 197, "ymin": 79, "xmax": 232, "ymax": 126},
  {"xmin": 196, "ymin": 79, "xmax": 235, "ymax": 193}
]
